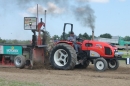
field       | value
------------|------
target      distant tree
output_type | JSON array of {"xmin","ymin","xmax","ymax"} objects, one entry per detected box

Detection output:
[
  {"xmin": 12, "ymin": 39, "xmax": 18, "ymax": 44},
  {"xmin": 78, "ymin": 33, "xmax": 90, "ymax": 40},
  {"xmin": 100, "ymin": 33, "xmax": 112, "ymax": 38},
  {"xmin": 78, "ymin": 33, "xmax": 83, "ymax": 38},
  {"xmin": 2, "ymin": 40, "xmax": 6, "ymax": 43},
  {"xmin": 89, "ymin": 35, "xmax": 97, "ymax": 40},
  {"xmin": 53, "ymin": 35, "xmax": 60, "ymax": 40},
  {"xmin": 60, "ymin": 32, "xmax": 70, "ymax": 40},
  {"xmin": 41, "ymin": 31, "xmax": 51, "ymax": 44},
  {"xmin": 123, "ymin": 36, "xmax": 130, "ymax": 41},
  {"xmin": 0, "ymin": 38, "xmax": 6, "ymax": 43},
  {"xmin": 83, "ymin": 33, "xmax": 90, "ymax": 39},
  {"xmin": 25, "ymin": 40, "xmax": 31, "ymax": 44},
  {"xmin": 0, "ymin": 38, "xmax": 3, "ymax": 43}
]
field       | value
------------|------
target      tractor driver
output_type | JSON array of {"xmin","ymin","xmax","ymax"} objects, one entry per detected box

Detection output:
[{"xmin": 67, "ymin": 32, "xmax": 80, "ymax": 54}]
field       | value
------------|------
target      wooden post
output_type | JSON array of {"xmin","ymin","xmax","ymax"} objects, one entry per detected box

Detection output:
[{"xmin": 126, "ymin": 44, "xmax": 128, "ymax": 55}]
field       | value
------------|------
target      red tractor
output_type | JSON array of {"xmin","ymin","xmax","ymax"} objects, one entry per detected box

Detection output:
[{"xmin": 49, "ymin": 23, "xmax": 128, "ymax": 71}]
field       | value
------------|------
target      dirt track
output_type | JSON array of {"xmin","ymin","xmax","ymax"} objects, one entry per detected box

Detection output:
[{"xmin": 0, "ymin": 61, "xmax": 130, "ymax": 86}]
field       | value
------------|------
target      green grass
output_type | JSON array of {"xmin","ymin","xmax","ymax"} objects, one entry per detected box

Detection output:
[
  {"xmin": 0, "ymin": 78, "xmax": 43, "ymax": 86},
  {"xmin": 118, "ymin": 50, "xmax": 130, "ymax": 58},
  {"xmin": 122, "ymin": 55, "xmax": 129, "ymax": 58}
]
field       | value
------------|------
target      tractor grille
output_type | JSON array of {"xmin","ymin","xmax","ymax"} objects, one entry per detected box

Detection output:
[{"xmin": 104, "ymin": 47, "xmax": 112, "ymax": 55}]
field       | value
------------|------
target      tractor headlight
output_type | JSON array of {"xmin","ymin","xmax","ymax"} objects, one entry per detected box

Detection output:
[{"xmin": 115, "ymin": 52, "xmax": 119, "ymax": 57}]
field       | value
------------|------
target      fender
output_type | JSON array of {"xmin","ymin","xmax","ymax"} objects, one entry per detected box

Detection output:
[{"xmin": 56, "ymin": 41, "xmax": 73, "ymax": 46}]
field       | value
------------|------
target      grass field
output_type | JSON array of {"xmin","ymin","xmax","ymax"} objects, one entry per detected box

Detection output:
[
  {"xmin": 118, "ymin": 50, "xmax": 130, "ymax": 58},
  {"xmin": 0, "ymin": 50, "xmax": 130, "ymax": 86},
  {"xmin": 0, "ymin": 78, "xmax": 43, "ymax": 86},
  {"xmin": 122, "ymin": 54, "xmax": 129, "ymax": 58}
]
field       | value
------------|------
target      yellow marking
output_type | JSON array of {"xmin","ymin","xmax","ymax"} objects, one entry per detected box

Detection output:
[
  {"xmin": 11, "ymin": 46, "xmax": 14, "ymax": 50},
  {"xmin": 91, "ymin": 53, "xmax": 95, "ymax": 56}
]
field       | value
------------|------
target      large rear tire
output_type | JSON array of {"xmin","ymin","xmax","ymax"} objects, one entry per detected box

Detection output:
[
  {"xmin": 94, "ymin": 58, "xmax": 108, "ymax": 72},
  {"xmin": 108, "ymin": 59, "xmax": 119, "ymax": 70},
  {"xmin": 50, "ymin": 43, "xmax": 77, "ymax": 70},
  {"xmin": 14, "ymin": 55, "xmax": 26, "ymax": 69}
]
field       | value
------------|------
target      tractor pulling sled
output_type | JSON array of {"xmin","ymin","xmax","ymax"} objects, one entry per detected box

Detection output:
[
  {"xmin": 0, "ymin": 17, "xmax": 47, "ymax": 69},
  {"xmin": 0, "ymin": 17, "xmax": 130, "ymax": 72}
]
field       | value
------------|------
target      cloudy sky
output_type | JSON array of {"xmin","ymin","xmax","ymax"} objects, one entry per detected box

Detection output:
[{"xmin": 0, "ymin": 0, "xmax": 129, "ymax": 40}]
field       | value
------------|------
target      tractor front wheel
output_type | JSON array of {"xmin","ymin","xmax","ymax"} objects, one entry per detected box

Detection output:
[
  {"xmin": 108, "ymin": 59, "xmax": 119, "ymax": 70},
  {"xmin": 94, "ymin": 58, "xmax": 108, "ymax": 72}
]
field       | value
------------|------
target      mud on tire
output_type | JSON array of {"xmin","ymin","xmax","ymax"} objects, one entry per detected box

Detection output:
[{"xmin": 49, "ymin": 43, "xmax": 77, "ymax": 70}]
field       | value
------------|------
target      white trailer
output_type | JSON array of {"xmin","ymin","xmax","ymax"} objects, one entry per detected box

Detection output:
[{"xmin": 94, "ymin": 37, "xmax": 119, "ymax": 44}]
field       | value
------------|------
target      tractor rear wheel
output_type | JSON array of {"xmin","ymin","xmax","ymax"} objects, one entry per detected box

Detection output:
[
  {"xmin": 108, "ymin": 59, "xmax": 119, "ymax": 70},
  {"xmin": 50, "ymin": 43, "xmax": 77, "ymax": 70},
  {"xmin": 94, "ymin": 58, "xmax": 108, "ymax": 72},
  {"xmin": 14, "ymin": 55, "xmax": 26, "ymax": 69}
]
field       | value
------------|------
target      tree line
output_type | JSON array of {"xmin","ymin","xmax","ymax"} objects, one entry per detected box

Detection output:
[
  {"xmin": 0, "ymin": 32, "xmax": 130, "ymax": 44},
  {"xmin": 52, "ymin": 32, "xmax": 130, "ymax": 41},
  {"xmin": 0, "ymin": 38, "xmax": 31, "ymax": 44}
]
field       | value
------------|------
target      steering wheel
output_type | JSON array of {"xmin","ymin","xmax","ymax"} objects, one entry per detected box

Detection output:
[{"xmin": 76, "ymin": 37, "xmax": 83, "ymax": 42}]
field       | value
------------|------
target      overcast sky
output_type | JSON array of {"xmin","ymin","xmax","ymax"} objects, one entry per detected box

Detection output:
[{"xmin": 0, "ymin": 0, "xmax": 130, "ymax": 40}]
